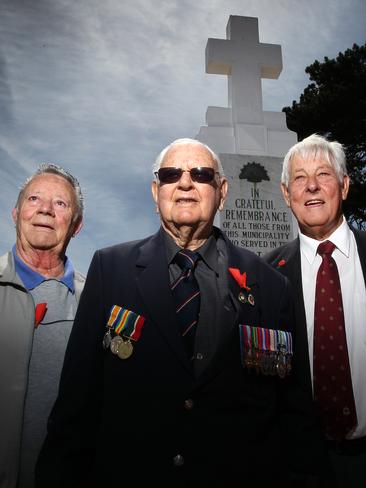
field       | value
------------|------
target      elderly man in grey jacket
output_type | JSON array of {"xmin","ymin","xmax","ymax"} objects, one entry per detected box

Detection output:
[{"xmin": 0, "ymin": 163, "xmax": 85, "ymax": 488}]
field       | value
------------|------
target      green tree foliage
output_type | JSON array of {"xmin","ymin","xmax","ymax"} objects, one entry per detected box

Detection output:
[{"xmin": 283, "ymin": 43, "xmax": 366, "ymax": 229}]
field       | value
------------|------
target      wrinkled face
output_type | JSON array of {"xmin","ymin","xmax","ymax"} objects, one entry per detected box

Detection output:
[
  {"xmin": 151, "ymin": 143, "xmax": 228, "ymax": 233},
  {"xmin": 281, "ymin": 154, "xmax": 349, "ymax": 240},
  {"xmin": 12, "ymin": 174, "xmax": 82, "ymax": 253}
]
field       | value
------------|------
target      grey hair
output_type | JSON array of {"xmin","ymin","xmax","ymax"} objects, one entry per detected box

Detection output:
[
  {"xmin": 281, "ymin": 134, "xmax": 348, "ymax": 187},
  {"xmin": 15, "ymin": 163, "xmax": 84, "ymax": 222},
  {"xmin": 152, "ymin": 138, "xmax": 225, "ymax": 177}
]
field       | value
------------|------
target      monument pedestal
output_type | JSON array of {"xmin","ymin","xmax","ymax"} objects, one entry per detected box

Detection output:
[{"xmin": 220, "ymin": 154, "xmax": 294, "ymax": 256}]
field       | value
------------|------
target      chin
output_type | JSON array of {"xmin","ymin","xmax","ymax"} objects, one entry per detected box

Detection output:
[
  {"xmin": 175, "ymin": 221, "xmax": 200, "ymax": 228},
  {"xmin": 173, "ymin": 211, "xmax": 200, "ymax": 224},
  {"xmin": 30, "ymin": 240, "xmax": 57, "ymax": 251}
]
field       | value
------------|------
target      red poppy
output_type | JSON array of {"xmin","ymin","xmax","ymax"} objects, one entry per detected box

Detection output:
[{"xmin": 228, "ymin": 267, "xmax": 251, "ymax": 291}]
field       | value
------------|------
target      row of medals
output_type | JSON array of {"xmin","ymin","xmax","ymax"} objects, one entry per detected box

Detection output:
[
  {"xmin": 103, "ymin": 330, "xmax": 133, "ymax": 359},
  {"xmin": 245, "ymin": 345, "xmax": 292, "ymax": 378}
]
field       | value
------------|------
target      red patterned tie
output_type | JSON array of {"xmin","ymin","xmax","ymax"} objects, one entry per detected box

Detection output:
[{"xmin": 313, "ymin": 240, "xmax": 357, "ymax": 440}]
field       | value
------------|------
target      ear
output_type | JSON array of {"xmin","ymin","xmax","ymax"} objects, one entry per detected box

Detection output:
[
  {"xmin": 12, "ymin": 207, "xmax": 18, "ymax": 225},
  {"xmin": 151, "ymin": 180, "xmax": 158, "ymax": 205},
  {"xmin": 281, "ymin": 183, "xmax": 291, "ymax": 207},
  {"xmin": 71, "ymin": 217, "xmax": 83, "ymax": 238},
  {"xmin": 218, "ymin": 178, "xmax": 228, "ymax": 211},
  {"xmin": 341, "ymin": 175, "xmax": 350, "ymax": 201}
]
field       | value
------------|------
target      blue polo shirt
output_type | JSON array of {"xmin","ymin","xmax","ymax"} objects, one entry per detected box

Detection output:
[{"xmin": 12, "ymin": 245, "xmax": 75, "ymax": 293}]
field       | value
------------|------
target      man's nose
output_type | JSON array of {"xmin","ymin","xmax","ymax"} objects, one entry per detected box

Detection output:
[
  {"xmin": 306, "ymin": 175, "xmax": 320, "ymax": 192},
  {"xmin": 37, "ymin": 199, "xmax": 55, "ymax": 215},
  {"xmin": 178, "ymin": 170, "xmax": 194, "ymax": 188}
]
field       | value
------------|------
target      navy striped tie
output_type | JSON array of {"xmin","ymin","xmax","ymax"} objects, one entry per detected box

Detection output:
[{"xmin": 171, "ymin": 250, "xmax": 201, "ymax": 359}]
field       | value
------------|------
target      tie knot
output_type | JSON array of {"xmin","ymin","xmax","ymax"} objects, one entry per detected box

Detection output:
[
  {"xmin": 174, "ymin": 249, "xmax": 200, "ymax": 271},
  {"xmin": 317, "ymin": 240, "xmax": 336, "ymax": 257}
]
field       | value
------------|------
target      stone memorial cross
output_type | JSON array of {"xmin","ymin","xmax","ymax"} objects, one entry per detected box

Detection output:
[{"xmin": 206, "ymin": 16, "xmax": 282, "ymax": 126}]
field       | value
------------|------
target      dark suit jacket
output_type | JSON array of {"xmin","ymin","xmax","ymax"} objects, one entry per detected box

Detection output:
[
  {"xmin": 264, "ymin": 228, "xmax": 366, "ymax": 401},
  {"xmin": 36, "ymin": 228, "xmax": 323, "ymax": 488}
]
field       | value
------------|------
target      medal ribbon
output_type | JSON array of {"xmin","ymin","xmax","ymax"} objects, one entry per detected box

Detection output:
[
  {"xmin": 107, "ymin": 305, "xmax": 146, "ymax": 341},
  {"xmin": 240, "ymin": 326, "xmax": 293, "ymax": 356}
]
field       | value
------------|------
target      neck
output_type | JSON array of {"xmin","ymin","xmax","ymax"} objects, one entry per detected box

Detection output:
[
  {"xmin": 162, "ymin": 222, "xmax": 213, "ymax": 250},
  {"xmin": 15, "ymin": 245, "xmax": 65, "ymax": 279},
  {"xmin": 301, "ymin": 215, "xmax": 344, "ymax": 241}
]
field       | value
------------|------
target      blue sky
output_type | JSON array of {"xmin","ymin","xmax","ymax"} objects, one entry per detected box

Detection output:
[{"xmin": 1, "ymin": 0, "xmax": 365, "ymax": 275}]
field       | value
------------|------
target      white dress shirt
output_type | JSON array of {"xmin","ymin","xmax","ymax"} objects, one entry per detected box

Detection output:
[{"xmin": 299, "ymin": 217, "xmax": 366, "ymax": 439}]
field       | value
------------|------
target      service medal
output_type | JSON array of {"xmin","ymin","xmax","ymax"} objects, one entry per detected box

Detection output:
[
  {"xmin": 110, "ymin": 335, "xmax": 123, "ymax": 355},
  {"xmin": 238, "ymin": 291, "xmax": 247, "ymax": 303},
  {"xmin": 260, "ymin": 352, "xmax": 271, "ymax": 375},
  {"xmin": 117, "ymin": 339, "xmax": 133, "ymax": 360},
  {"xmin": 276, "ymin": 361, "xmax": 287, "ymax": 379},
  {"xmin": 103, "ymin": 330, "xmax": 112, "ymax": 350}
]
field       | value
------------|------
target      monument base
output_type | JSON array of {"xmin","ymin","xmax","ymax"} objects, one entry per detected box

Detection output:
[{"xmin": 219, "ymin": 153, "xmax": 295, "ymax": 256}]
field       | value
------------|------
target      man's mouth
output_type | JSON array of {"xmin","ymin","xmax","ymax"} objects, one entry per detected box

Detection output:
[
  {"xmin": 305, "ymin": 199, "xmax": 324, "ymax": 207},
  {"xmin": 33, "ymin": 223, "xmax": 54, "ymax": 230},
  {"xmin": 175, "ymin": 198, "xmax": 197, "ymax": 204}
]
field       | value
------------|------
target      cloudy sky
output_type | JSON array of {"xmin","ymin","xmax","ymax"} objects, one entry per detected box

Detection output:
[{"xmin": 1, "ymin": 0, "xmax": 365, "ymax": 274}]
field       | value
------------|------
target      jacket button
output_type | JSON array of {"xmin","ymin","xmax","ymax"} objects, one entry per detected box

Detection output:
[
  {"xmin": 184, "ymin": 398, "xmax": 194, "ymax": 410},
  {"xmin": 173, "ymin": 454, "xmax": 184, "ymax": 467}
]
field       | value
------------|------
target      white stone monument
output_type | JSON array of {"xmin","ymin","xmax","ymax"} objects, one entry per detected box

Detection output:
[{"xmin": 196, "ymin": 15, "xmax": 298, "ymax": 255}]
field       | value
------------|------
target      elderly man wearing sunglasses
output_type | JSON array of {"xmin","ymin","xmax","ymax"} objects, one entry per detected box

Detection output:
[{"xmin": 37, "ymin": 138, "xmax": 325, "ymax": 488}]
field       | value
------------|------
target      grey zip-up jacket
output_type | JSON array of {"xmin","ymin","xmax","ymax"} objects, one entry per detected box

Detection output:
[{"xmin": 0, "ymin": 251, "xmax": 84, "ymax": 488}]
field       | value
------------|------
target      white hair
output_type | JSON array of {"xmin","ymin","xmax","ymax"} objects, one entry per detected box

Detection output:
[
  {"xmin": 152, "ymin": 138, "xmax": 225, "ymax": 176},
  {"xmin": 16, "ymin": 163, "xmax": 84, "ymax": 222},
  {"xmin": 282, "ymin": 133, "xmax": 348, "ymax": 187}
]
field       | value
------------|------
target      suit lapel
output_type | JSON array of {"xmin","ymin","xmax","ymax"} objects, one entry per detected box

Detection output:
[
  {"xmin": 353, "ymin": 229, "xmax": 366, "ymax": 287},
  {"xmin": 135, "ymin": 230, "xmax": 192, "ymax": 373},
  {"xmin": 196, "ymin": 237, "xmax": 260, "ymax": 386},
  {"xmin": 270, "ymin": 238, "xmax": 313, "ymax": 395}
]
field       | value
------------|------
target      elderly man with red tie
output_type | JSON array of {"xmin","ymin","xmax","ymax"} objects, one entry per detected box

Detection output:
[{"xmin": 265, "ymin": 133, "xmax": 366, "ymax": 486}]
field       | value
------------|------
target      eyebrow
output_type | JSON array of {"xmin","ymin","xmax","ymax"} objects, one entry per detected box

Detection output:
[{"xmin": 293, "ymin": 164, "xmax": 333, "ymax": 174}]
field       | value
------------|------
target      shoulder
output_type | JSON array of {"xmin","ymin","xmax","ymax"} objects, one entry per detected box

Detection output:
[
  {"xmin": 262, "ymin": 240, "xmax": 299, "ymax": 268},
  {"xmin": 0, "ymin": 251, "xmax": 12, "ymax": 273},
  {"xmin": 96, "ymin": 234, "xmax": 155, "ymax": 259},
  {"xmin": 0, "ymin": 251, "xmax": 17, "ymax": 282},
  {"xmin": 222, "ymin": 231, "xmax": 289, "ymax": 286},
  {"xmin": 88, "ymin": 233, "xmax": 159, "ymax": 274},
  {"xmin": 352, "ymin": 228, "xmax": 366, "ymax": 246},
  {"xmin": 263, "ymin": 244, "xmax": 289, "ymax": 266},
  {"xmin": 73, "ymin": 269, "xmax": 86, "ymax": 284}
]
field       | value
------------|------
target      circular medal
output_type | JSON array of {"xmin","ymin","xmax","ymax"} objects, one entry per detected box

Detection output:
[
  {"xmin": 276, "ymin": 361, "xmax": 287, "ymax": 378},
  {"xmin": 117, "ymin": 339, "xmax": 133, "ymax": 360},
  {"xmin": 110, "ymin": 335, "xmax": 123, "ymax": 355},
  {"xmin": 248, "ymin": 294, "xmax": 255, "ymax": 306},
  {"xmin": 238, "ymin": 292, "xmax": 247, "ymax": 303},
  {"xmin": 286, "ymin": 355, "xmax": 292, "ymax": 374},
  {"xmin": 260, "ymin": 353, "xmax": 271, "ymax": 375},
  {"xmin": 103, "ymin": 330, "xmax": 112, "ymax": 350}
]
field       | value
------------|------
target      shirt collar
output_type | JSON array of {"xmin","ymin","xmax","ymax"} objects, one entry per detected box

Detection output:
[
  {"xmin": 163, "ymin": 230, "xmax": 219, "ymax": 274},
  {"xmin": 299, "ymin": 217, "xmax": 350, "ymax": 264},
  {"xmin": 12, "ymin": 245, "xmax": 75, "ymax": 292}
]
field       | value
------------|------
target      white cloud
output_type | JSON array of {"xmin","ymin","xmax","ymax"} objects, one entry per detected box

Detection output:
[{"xmin": 0, "ymin": 0, "xmax": 365, "ymax": 273}]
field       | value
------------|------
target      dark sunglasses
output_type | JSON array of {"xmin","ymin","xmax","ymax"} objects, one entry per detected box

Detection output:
[{"xmin": 155, "ymin": 167, "xmax": 220, "ymax": 184}]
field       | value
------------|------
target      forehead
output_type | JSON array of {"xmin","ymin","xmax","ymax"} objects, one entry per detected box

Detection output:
[
  {"xmin": 290, "ymin": 153, "xmax": 334, "ymax": 171},
  {"xmin": 161, "ymin": 143, "xmax": 216, "ymax": 168},
  {"xmin": 23, "ymin": 174, "xmax": 75, "ymax": 198}
]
